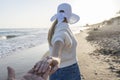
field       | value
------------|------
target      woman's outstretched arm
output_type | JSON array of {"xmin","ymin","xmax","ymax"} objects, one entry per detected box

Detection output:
[
  {"xmin": 33, "ymin": 40, "xmax": 64, "ymax": 74},
  {"xmin": 51, "ymin": 40, "xmax": 64, "ymax": 58}
]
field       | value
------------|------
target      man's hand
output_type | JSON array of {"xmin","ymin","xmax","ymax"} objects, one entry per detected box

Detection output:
[
  {"xmin": 33, "ymin": 56, "xmax": 60, "ymax": 75},
  {"xmin": 7, "ymin": 66, "xmax": 51, "ymax": 80}
]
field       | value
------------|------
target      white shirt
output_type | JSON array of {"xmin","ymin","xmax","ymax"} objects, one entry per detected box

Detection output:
[{"xmin": 49, "ymin": 22, "xmax": 78, "ymax": 68}]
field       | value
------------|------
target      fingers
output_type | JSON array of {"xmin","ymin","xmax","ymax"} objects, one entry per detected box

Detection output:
[
  {"xmin": 33, "ymin": 56, "xmax": 60, "ymax": 77},
  {"xmin": 7, "ymin": 66, "xmax": 16, "ymax": 80},
  {"xmin": 34, "ymin": 62, "xmax": 41, "ymax": 71},
  {"xmin": 42, "ymin": 66, "xmax": 51, "ymax": 80},
  {"xmin": 33, "ymin": 57, "xmax": 53, "ymax": 74},
  {"xmin": 38, "ymin": 57, "xmax": 50, "ymax": 73},
  {"xmin": 41, "ymin": 58, "xmax": 53, "ymax": 73},
  {"xmin": 50, "ymin": 65, "xmax": 58, "ymax": 75},
  {"xmin": 38, "ymin": 60, "xmax": 45, "ymax": 73}
]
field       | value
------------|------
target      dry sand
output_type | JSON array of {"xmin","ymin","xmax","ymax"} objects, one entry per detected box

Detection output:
[{"xmin": 76, "ymin": 30, "xmax": 120, "ymax": 80}]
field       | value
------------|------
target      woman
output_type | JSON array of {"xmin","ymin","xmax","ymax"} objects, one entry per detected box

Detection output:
[{"xmin": 34, "ymin": 3, "xmax": 81, "ymax": 80}]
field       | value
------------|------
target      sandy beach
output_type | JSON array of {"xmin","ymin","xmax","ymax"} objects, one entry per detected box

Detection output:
[
  {"xmin": 0, "ymin": 16, "xmax": 120, "ymax": 80},
  {"xmin": 0, "ymin": 31, "xmax": 120, "ymax": 80}
]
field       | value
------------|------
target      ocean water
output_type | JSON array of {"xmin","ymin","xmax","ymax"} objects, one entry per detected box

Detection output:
[
  {"xmin": 0, "ymin": 26, "xmax": 88, "ymax": 58},
  {"xmin": 0, "ymin": 28, "xmax": 48, "ymax": 58}
]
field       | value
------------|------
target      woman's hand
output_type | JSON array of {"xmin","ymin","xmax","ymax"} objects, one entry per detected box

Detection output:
[{"xmin": 33, "ymin": 56, "xmax": 60, "ymax": 75}]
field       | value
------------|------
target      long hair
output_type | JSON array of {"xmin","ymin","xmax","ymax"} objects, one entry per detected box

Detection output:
[{"xmin": 48, "ymin": 20, "xmax": 58, "ymax": 46}]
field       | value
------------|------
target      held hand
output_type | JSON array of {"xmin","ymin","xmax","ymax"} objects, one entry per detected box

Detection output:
[
  {"xmin": 33, "ymin": 56, "xmax": 60, "ymax": 75},
  {"xmin": 7, "ymin": 66, "xmax": 51, "ymax": 80},
  {"xmin": 49, "ymin": 57, "xmax": 60, "ymax": 74}
]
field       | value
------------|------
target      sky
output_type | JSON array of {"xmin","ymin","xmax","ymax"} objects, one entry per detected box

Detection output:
[{"xmin": 0, "ymin": 0, "xmax": 120, "ymax": 28}]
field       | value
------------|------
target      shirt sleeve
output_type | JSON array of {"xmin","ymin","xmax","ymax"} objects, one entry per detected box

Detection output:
[
  {"xmin": 64, "ymin": 31, "xmax": 72, "ymax": 48},
  {"xmin": 51, "ymin": 30, "xmax": 72, "ymax": 47}
]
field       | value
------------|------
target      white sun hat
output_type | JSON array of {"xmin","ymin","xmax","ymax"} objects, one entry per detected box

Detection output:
[{"xmin": 50, "ymin": 3, "xmax": 80, "ymax": 24}]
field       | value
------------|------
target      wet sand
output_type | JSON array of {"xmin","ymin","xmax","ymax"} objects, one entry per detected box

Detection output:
[{"xmin": 0, "ymin": 43, "xmax": 48, "ymax": 80}]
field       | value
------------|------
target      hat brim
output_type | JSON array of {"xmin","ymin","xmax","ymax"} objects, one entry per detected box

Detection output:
[
  {"xmin": 50, "ymin": 13, "xmax": 80, "ymax": 24},
  {"xmin": 68, "ymin": 13, "xmax": 80, "ymax": 24}
]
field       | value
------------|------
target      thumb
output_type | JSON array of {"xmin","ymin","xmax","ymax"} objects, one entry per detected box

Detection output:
[{"xmin": 7, "ymin": 66, "xmax": 16, "ymax": 80}]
